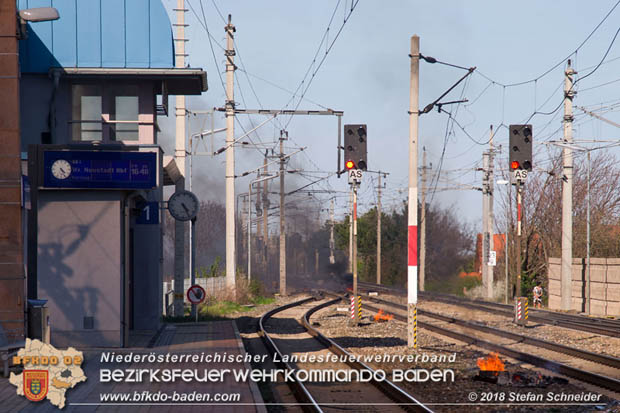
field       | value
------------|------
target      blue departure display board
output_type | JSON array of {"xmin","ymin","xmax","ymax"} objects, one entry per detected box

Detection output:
[{"xmin": 43, "ymin": 151, "xmax": 157, "ymax": 189}]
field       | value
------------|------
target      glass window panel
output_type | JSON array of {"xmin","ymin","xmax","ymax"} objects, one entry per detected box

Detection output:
[
  {"xmin": 110, "ymin": 86, "xmax": 139, "ymax": 141},
  {"xmin": 112, "ymin": 96, "xmax": 139, "ymax": 141},
  {"xmin": 72, "ymin": 85, "xmax": 102, "ymax": 141}
]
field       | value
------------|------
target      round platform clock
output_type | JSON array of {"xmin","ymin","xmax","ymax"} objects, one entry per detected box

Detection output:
[
  {"xmin": 168, "ymin": 190, "xmax": 199, "ymax": 221},
  {"xmin": 51, "ymin": 159, "xmax": 72, "ymax": 180}
]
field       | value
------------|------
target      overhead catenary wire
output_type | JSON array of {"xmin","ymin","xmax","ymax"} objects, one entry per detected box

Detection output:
[
  {"xmin": 283, "ymin": 0, "xmax": 361, "ymax": 129},
  {"xmin": 475, "ymin": 0, "xmax": 620, "ymax": 88}
]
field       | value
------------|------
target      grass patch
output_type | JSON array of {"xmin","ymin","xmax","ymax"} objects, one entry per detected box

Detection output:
[
  {"xmin": 252, "ymin": 296, "xmax": 275, "ymax": 306},
  {"xmin": 199, "ymin": 296, "xmax": 276, "ymax": 318},
  {"xmin": 200, "ymin": 300, "xmax": 248, "ymax": 317},
  {"xmin": 426, "ymin": 274, "xmax": 482, "ymax": 296},
  {"xmin": 162, "ymin": 278, "xmax": 275, "ymax": 322}
]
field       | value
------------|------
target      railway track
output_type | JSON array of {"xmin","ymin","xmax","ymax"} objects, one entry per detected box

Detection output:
[
  {"xmin": 347, "ymin": 291, "xmax": 620, "ymax": 393},
  {"xmin": 258, "ymin": 295, "xmax": 433, "ymax": 412},
  {"xmin": 357, "ymin": 281, "xmax": 620, "ymax": 338}
]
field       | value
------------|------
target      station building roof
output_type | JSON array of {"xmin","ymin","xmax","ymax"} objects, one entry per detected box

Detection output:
[{"xmin": 18, "ymin": 0, "xmax": 206, "ymax": 93}]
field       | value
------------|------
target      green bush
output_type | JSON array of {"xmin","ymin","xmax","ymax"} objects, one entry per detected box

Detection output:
[{"xmin": 196, "ymin": 256, "xmax": 223, "ymax": 278}]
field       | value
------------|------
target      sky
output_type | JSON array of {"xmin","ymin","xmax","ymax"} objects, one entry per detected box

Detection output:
[{"xmin": 157, "ymin": 0, "xmax": 620, "ymax": 233}]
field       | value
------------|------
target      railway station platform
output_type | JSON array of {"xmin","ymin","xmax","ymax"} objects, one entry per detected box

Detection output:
[{"xmin": 0, "ymin": 321, "xmax": 266, "ymax": 412}]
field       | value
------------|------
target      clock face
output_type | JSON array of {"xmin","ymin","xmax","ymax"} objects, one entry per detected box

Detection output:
[
  {"xmin": 168, "ymin": 190, "xmax": 199, "ymax": 221},
  {"xmin": 51, "ymin": 159, "xmax": 72, "ymax": 180}
]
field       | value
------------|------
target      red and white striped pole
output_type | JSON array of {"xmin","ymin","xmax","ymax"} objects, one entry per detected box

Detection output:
[
  {"xmin": 408, "ymin": 35, "xmax": 420, "ymax": 349},
  {"xmin": 350, "ymin": 295, "xmax": 355, "ymax": 320},
  {"xmin": 516, "ymin": 181, "xmax": 522, "ymax": 296}
]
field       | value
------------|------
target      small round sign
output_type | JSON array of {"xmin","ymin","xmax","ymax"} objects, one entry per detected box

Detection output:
[{"xmin": 187, "ymin": 284, "xmax": 206, "ymax": 305}]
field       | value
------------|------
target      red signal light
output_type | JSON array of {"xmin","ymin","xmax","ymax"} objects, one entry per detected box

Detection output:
[
  {"xmin": 511, "ymin": 161, "xmax": 520, "ymax": 170},
  {"xmin": 345, "ymin": 160, "xmax": 355, "ymax": 170}
]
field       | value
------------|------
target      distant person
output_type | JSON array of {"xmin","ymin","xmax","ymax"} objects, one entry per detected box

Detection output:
[{"xmin": 533, "ymin": 282, "xmax": 543, "ymax": 309}]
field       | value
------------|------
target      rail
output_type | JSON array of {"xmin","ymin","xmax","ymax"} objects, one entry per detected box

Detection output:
[
  {"xmin": 258, "ymin": 295, "xmax": 433, "ymax": 413},
  {"xmin": 352, "ymin": 292, "xmax": 620, "ymax": 392}
]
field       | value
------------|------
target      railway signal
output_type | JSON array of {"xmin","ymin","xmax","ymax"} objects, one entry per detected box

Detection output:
[
  {"xmin": 509, "ymin": 124, "xmax": 533, "ymax": 172},
  {"xmin": 343, "ymin": 126, "xmax": 365, "ymax": 325},
  {"xmin": 344, "ymin": 124, "xmax": 368, "ymax": 171}
]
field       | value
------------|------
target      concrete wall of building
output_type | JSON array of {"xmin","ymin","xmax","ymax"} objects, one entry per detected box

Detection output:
[
  {"xmin": 548, "ymin": 257, "xmax": 620, "ymax": 316},
  {"xmin": 37, "ymin": 191, "xmax": 123, "ymax": 347}
]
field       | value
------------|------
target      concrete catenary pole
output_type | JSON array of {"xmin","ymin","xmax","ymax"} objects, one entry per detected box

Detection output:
[
  {"xmin": 329, "ymin": 199, "xmax": 335, "ymax": 265},
  {"xmin": 248, "ymin": 181, "xmax": 249, "ymax": 281},
  {"xmin": 586, "ymin": 151, "xmax": 591, "ymax": 314},
  {"xmin": 279, "ymin": 130, "xmax": 287, "ymax": 295},
  {"xmin": 173, "ymin": 0, "xmax": 187, "ymax": 316},
  {"xmin": 561, "ymin": 60, "xmax": 575, "ymax": 311},
  {"xmin": 488, "ymin": 126, "xmax": 495, "ymax": 299},
  {"xmin": 408, "ymin": 35, "xmax": 420, "ymax": 348},
  {"xmin": 420, "ymin": 150, "xmax": 427, "ymax": 291},
  {"xmin": 376, "ymin": 172, "xmax": 382, "ymax": 284},
  {"xmin": 225, "ymin": 15, "xmax": 236, "ymax": 295},
  {"xmin": 262, "ymin": 152, "xmax": 269, "ymax": 270},
  {"xmin": 315, "ymin": 249, "xmax": 319, "ymax": 276},
  {"xmin": 482, "ymin": 151, "xmax": 489, "ymax": 295}
]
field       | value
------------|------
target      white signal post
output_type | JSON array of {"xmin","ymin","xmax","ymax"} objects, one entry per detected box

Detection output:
[
  {"xmin": 346, "ymin": 162, "xmax": 361, "ymax": 324},
  {"xmin": 352, "ymin": 181, "xmax": 359, "ymax": 324},
  {"xmin": 408, "ymin": 35, "xmax": 419, "ymax": 348}
]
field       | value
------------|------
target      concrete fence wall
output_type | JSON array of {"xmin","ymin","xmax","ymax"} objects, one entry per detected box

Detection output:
[
  {"xmin": 547, "ymin": 257, "xmax": 620, "ymax": 316},
  {"xmin": 162, "ymin": 277, "xmax": 226, "ymax": 315}
]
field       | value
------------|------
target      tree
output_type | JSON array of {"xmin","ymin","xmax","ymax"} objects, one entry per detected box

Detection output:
[
  {"xmin": 497, "ymin": 151, "xmax": 620, "ymax": 296},
  {"xmin": 334, "ymin": 199, "xmax": 474, "ymax": 288},
  {"xmin": 163, "ymin": 200, "xmax": 226, "ymax": 278}
]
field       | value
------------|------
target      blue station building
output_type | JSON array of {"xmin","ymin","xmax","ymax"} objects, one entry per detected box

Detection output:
[{"xmin": 18, "ymin": 0, "xmax": 206, "ymax": 347}]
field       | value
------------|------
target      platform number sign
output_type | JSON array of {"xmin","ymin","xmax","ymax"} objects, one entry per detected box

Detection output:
[{"xmin": 136, "ymin": 202, "xmax": 159, "ymax": 224}]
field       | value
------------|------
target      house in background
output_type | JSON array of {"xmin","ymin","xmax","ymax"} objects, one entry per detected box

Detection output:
[{"xmin": 17, "ymin": 0, "xmax": 206, "ymax": 347}]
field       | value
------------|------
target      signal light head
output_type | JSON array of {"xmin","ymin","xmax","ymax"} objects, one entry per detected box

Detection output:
[
  {"xmin": 511, "ymin": 161, "xmax": 520, "ymax": 170},
  {"xmin": 345, "ymin": 160, "xmax": 355, "ymax": 170}
]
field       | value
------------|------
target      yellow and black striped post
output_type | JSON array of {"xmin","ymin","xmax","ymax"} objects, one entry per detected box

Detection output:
[
  {"xmin": 524, "ymin": 298, "xmax": 529, "ymax": 323},
  {"xmin": 357, "ymin": 295, "xmax": 362, "ymax": 321}
]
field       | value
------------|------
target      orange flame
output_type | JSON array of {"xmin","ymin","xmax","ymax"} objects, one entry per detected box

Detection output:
[
  {"xmin": 374, "ymin": 309, "xmax": 394, "ymax": 322},
  {"xmin": 477, "ymin": 352, "xmax": 505, "ymax": 374}
]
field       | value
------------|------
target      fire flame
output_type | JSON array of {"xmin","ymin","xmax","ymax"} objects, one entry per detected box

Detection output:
[
  {"xmin": 374, "ymin": 309, "xmax": 394, "ymax": 322},
  {"xmin": 477, "ymin": 352, "xmax": 505, "ymax": 374}
]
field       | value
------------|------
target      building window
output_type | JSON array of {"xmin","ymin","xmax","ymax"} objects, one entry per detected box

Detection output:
[
  {"xmin": 71, "ymin": 83, "xmax": 140, "ymax": 142},
  {"xmin": 110, "ymin": 86, "xmax": 139, "ymax": 141},
  {"xmin": 72, "ymin": 84, "xmax": 103, "ymax": 141}
]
